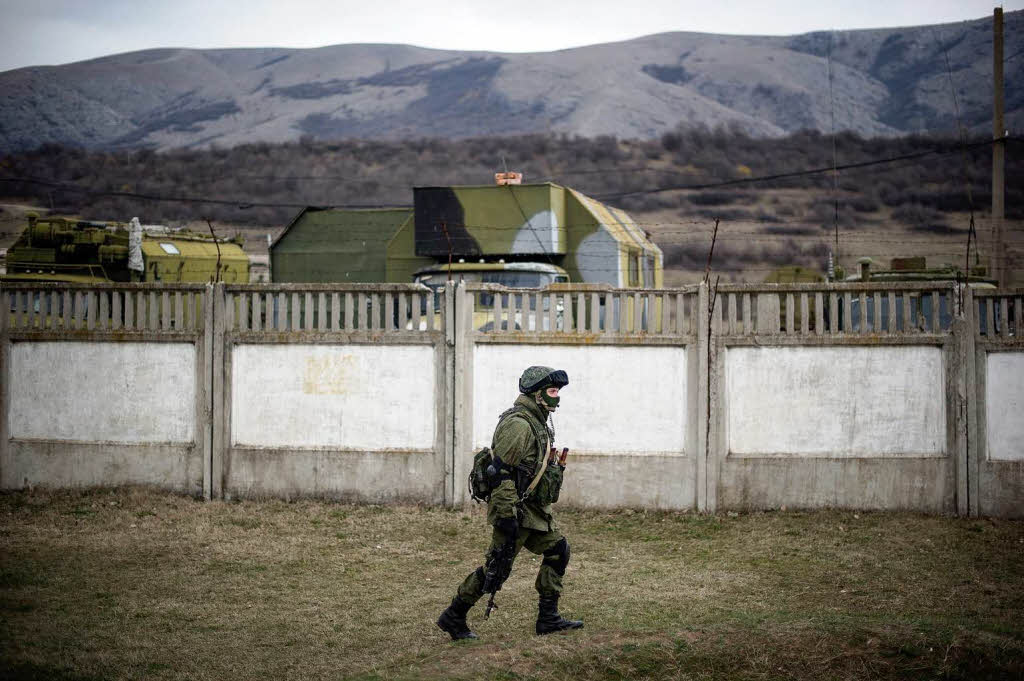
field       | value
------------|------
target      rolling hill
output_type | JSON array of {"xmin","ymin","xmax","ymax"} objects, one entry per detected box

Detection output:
[{"xmin": 0, "ymin": 11, "xmax": 1020, "ymax": 153}]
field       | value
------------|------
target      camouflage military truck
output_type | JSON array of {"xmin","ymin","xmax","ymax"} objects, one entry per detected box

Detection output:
[
  {"xmin": 406, "ymin": 179, "xmax": 662, "ymax": 288},
  {"xmin": 2, "ymin": 213, "xmax": 248, "ymax": 284},
  {"xmin": 272, "ymin": 178, "xmax": 663, "ymax": 289}
]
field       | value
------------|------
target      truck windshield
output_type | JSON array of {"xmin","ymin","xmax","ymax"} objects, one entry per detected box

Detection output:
[{"xmin": 416, "ymin": 271, "xmax": 565, "ymax": 288}]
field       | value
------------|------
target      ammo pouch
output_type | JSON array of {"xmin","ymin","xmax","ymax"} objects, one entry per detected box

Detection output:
[{"xmin": 530, "ymin": 462, "xmax": 564, "ymax": 506}]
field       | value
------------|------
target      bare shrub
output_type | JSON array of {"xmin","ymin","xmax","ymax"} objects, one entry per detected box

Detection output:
[
  {"xmin": 1, "ymin": 131, "xmax": 1017, "ymax": 231},
  {"xmin": 891, "ymin": 203, "xmax": 946, "ymax": 225}
]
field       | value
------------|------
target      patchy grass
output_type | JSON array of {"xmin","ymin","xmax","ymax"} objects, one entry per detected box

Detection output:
[{"xmin": 1, "ymin": 488, "xmax": 1022, "ymax": 681}]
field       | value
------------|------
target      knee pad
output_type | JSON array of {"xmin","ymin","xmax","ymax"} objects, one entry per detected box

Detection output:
[
  {"xmin": 473, "ymin": 566, "xmax": 485, "ymax": 582},
  {"xmin": 542, "ymin": 537, "xmax": 570, "ymax": 576}
]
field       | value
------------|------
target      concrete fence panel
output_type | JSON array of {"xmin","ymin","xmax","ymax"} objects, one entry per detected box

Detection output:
[
  {"xmin": 217, "ymin": 284, "xmax": 451, "ymax": 503},
  {"xmin": 455, "ymin": 284, "xmax": 700, "ymax": 510},
  {"xmin": 726, "ymin": 346, "xmax": 945, "ymax": 457},
  {"xmin": 973, "ymin": 289, "xmax": 1024, "ymax": 518},
  {"xmin": 0, "ymin": 283, "xmax": 211, "ymax": 495},
  {"xmin": 711, "ymin": 283, "xmax": 961, "ymax": 513}
]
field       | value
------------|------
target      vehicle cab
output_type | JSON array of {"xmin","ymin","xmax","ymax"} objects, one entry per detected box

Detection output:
[{"xmin": 412, "ymin": 261, "xmax": 570, "ymax": 330}]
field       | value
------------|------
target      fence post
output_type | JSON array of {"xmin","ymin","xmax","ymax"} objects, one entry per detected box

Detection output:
[
  {"xmin": 210, "ymin": 283, "xmax": 226, "ymax": 500},
  {"xmin": 444, "ymin": 281, "xmax": 458, "ymax": 506},
  {"xmin": 696, "ymin": 282, "xmax": 711, "ymax": 512},
  {"xmin": 951, "ymin": 287, "xmax": 969, "ymax": 516},
  {"xmin": 199, "ymin": 285, "xmax": 213, "ymax": 500},
  {"xmin": 962, "ymin": 287, "xmax": 980, "ymax": 516},
  {"xmin": 0, "ymin": 284, "xmax": 9, "ymax": 488}
]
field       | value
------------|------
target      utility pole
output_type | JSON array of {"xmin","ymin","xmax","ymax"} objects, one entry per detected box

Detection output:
[{"xmin": 992, "ymin": 6, "xmax": 1005, "ymax": 287}]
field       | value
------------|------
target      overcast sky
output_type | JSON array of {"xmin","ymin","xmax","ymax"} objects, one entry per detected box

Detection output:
[{"xmin": 0, "ymin": 0, "xmax": 1019, "ymax": 73}]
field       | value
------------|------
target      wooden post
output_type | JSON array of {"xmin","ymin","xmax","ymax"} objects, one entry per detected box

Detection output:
[{"xmin": 992, "ymin": 7, "xmax": 1005, "ymax": 287}]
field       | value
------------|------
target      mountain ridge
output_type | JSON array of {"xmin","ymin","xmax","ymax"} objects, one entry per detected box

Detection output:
[{"xmin": 0, "ymin": 11, "xmax": 1019, "ymax": 153}]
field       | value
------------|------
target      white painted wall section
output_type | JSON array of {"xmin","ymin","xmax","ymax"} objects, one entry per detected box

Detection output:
[
  {"xmin": 9, "ymin": 341, "xmax": 195, "ymax": 443},
  {"xmin": 473, "ymin": 345, "xmax": 687, "ymax": 455},
  {"xmin": 727, "ymin": 346, "xmax": 945, "ymax": 457},
  {"xmin": 986, "ymin": 352, "xmax": 1024, "ymax": 461},
  {"xmin": 232, "ymin": 344, "xmax": 435, "ymax": 449}
]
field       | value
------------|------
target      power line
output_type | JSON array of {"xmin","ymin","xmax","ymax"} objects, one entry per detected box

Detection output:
[
  {"xmin": 0, "ymin": 136, "xmax": 1015, "ymax": 215},
  {"xmin": 0, "ymin": 176, "xmax": 409, "ymax": 211},
  {"xmin": 593, "ymin": 137, "xmax": 1006, "ymax": 200}
]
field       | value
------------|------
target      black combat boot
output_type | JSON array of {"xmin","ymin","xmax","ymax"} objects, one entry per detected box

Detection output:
[
  {"xmin": 535, "ymin": 594, "xmax": 583, "ymax": 635},
  {"xmin": 437, "ymin": 596, "xmax": 479, "ymax": 641}
]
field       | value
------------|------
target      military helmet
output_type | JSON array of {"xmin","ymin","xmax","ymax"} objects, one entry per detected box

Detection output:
[{"xmin": 519, "ymin": 365, "xmax": 569, "ymax": 394}]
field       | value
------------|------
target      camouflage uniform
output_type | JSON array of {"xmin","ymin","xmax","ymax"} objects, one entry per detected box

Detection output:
[{"xmin": 437, "ymin": 366, "xmax": 583, "ymax": 640}]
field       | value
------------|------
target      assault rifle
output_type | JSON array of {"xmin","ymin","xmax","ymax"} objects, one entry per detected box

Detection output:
[{"xmin": 482, "ymin": 530, "xmax": 517, "ymax": 618}]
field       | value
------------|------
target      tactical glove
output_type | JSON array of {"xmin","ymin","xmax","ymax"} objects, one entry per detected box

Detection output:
[{"xmin": 494, "ymin": 515, "xmax": 519, "ymax": 538}]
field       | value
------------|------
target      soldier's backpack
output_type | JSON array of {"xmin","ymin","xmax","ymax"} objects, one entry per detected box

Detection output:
[{"xmin": 467, "ymin": 406, "xmax": 550, "ymax": 503}]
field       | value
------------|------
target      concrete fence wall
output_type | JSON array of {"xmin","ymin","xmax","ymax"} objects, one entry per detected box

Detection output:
[
  {"xmin": 2, "ymin": 281, "xmax": 1021, "ymax": 516},
  {"xmin": 0, "ymin": 285, "xmax": 211, "ymax": 495},
  {"xmin": 972, "ymin": 289, "xmax": 1024, "ymax": 517},
  {"xmin": 216, "ymin": 284, "xmax": 451, "ymax": 503},
  {"xmin": 710, "ymin": 284, "xmax": 963, "ymax": 515}
]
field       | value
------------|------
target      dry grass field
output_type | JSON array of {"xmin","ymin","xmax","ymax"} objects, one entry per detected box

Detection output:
[{"xmin": 2, "ymin": 488, "xmax": 1022, "ymax": 681}]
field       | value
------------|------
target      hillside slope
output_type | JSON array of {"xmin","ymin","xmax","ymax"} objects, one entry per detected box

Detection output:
[{"xmin": 0, "ymin": 11, "xmax": 1020, "ymax": 152}]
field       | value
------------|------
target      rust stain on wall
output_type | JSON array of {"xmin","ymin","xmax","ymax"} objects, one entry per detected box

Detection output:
[{"xmin": 303, "ymin": 355, "xmax": 355, "ymax": 394}]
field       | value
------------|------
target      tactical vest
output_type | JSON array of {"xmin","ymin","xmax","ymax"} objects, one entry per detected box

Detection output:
[{"xmin": 492, "ymin": 404, "xmax": 553, "ymax": 500}]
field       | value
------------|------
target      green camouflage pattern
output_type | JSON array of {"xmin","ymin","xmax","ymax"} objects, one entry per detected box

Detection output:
[
  {"xmin": 518, "ymin": 365, "xmax": 559, "ymax": 394},
  {"xmin": 456, "ymin": 525, "xmax": 566, "ymax": 604},
  {"xmin": 454, "ymin": 391, "xmax": 570, "ymax": 606},
  {"xmin": 487, "ymin": 394, "xmax": 558, "ymax": 533},
  {"xmin": 272, "ymin": 207, "xmax": 416, "ymax": 283},
  {"xmin": 411, "ymin": 183, "xmax": 663, "ymax": 287},
  {"xmin": 273, "ymin": 183, "xmax": 662, "ymax": 287}
]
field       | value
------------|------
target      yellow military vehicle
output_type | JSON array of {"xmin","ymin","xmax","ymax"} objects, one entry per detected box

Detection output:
[{"xmin": 2, "ymin": 213, "xmax": 248, "ymax": 284}]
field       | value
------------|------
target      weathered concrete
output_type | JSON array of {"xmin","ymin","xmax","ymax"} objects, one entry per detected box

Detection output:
[
  {"xmin": 224, "ymin": 447, "xmax": 443, "ymax": 502},
  {"xmin": 230, "ymin": 344, "xmax": 435, "ymax": 449},
  {"xmin": 4, "ymin": 281, "xmax": 1022, "ymax": 517},
  {"xmin": 985, "ymin": 352, "xmax": 1024, "ymax": 461},
  {"xmin": 559, "ymin": 454, "xmax": 694, "ymax": 510},
  {"xmin": 9, "ymin": 341, "xmax": 195, "ymax": 443},
  {"xmin": 3, "ymin": 440, "xmax": 202, "ymax": 493},
  {"xmin": 472, "ymin": 344, "xmax": 688, "ymax": 455},
  {"xmin": 718, "ymin": 457, "xmax": 954, "ymax": 512},
  {"xmin": 977, "ymin": 348, "xmax": 1024, "ymax": 518},
  {"xmin": 976, "ymin": 460, "xmax": 1024, "ymax": 518},
  {"xmin": 726, "ymin": 346, "xmax": 945, "ymax": 457}
]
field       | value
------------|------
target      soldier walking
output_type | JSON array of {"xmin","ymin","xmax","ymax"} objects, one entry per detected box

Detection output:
[{"xmin": 437, "ymin": 366, "xmax": 584, "ymax": 640}]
